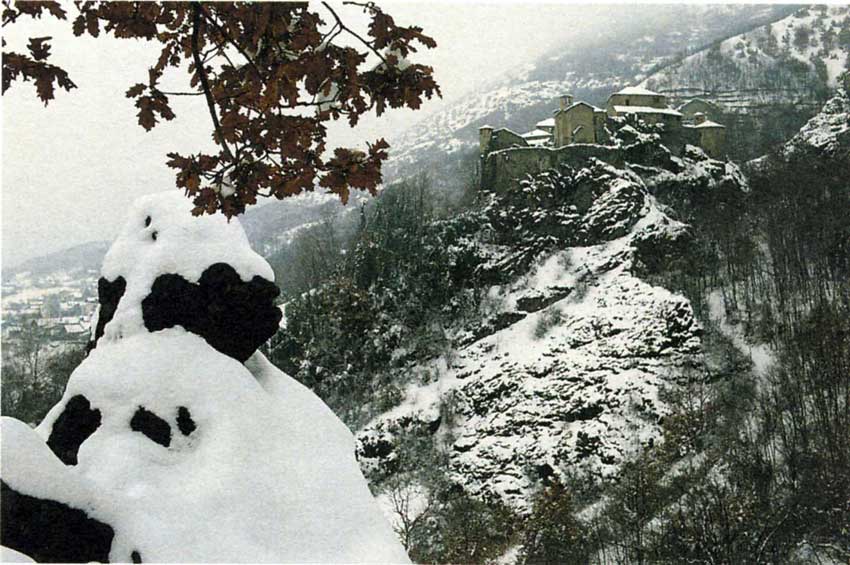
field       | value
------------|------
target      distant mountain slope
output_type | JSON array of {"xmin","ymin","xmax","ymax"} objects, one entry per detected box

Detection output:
[
  {"xmin": 643, "ymin": 5, "xmax": 849, "ymax": 109},
  {"xmin": 3, "ymin": 191, "xmax": 362, "ymax": 283},
  {"xmin": 641, "ymin": 5, "xmax": 849, "ymax": 159},
  {"xmin": 3, "ymin": 241, "xmax": 109, "ymax": 279},
  {"xmin": 383, "ymin": 5, "xmax": 796, "ymax": 182}
]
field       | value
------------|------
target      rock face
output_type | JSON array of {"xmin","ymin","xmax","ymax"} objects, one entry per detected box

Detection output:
[
  {"xmin": 784, "ymin": 89, "xmax": 850, "ymax": 158},
  {"xmin": 1, "ymin": 192, "xmax": 408, "ymax": 563},
  {"xmin": 357, "ymin": 155, "xmax": 742, "ymax": 510},
  {"xmin": 141, "ymin": 263, "xmax": 281, "ymax": 363}
]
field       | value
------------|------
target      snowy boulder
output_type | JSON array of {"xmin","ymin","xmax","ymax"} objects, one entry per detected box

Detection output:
[
  {"xmin": 89, "ymin": 192, "xmax": 281, "ymax": 362},
  {"xmin": 2, "ymin": 191, "xmax": 408, "ymax": 562},
  {"xmin": 1, "ymin": 417, "xmax": 115, "ymax": 563},
  {"xmin": 3, "ymin": 329, "xmax": 409, "ymax": 563}
]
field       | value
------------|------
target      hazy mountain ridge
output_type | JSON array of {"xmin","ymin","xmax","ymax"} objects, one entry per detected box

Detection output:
[
  {"xmin": 3, "ymin": 240, "xmax": 110, "ymax": 279},
  {"xmin": 5, "ymin": 5, "xmax": 802, "ymax": 280}
]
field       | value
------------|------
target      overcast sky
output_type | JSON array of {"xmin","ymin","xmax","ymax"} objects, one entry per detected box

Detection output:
[{"xmin": 3, "ymin": 1, "xmax": 657, "ymax": 268}]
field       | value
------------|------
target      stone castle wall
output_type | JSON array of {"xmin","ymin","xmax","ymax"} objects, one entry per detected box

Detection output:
[{"xmin": 480, "ymin": 144, "xmax": 625, "ymax": 194}]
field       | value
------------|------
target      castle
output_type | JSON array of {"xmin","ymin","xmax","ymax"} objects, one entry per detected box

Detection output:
[{"xmin": 479, "ymin": 86, "xmax": 726, "ymax": 192}]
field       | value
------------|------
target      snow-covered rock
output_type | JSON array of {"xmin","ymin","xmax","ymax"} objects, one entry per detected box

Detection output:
[
  {"xmin": 785, "ymin": 88, "xmax": 850, "ymax": 157},
  {"xmin": 91, "ymin": 192, "xmax": 281, "ymax": 363},
  {"xmin": 2, "ymin": 330, "xmax": 408, "ymax": 563},
  {"xmin": 356, "ymin": 158, "xmax": 717, "ymax": 511},
  {"xmin": 2, "ymin": 192, "xmax": 409, "ymax": 563}
]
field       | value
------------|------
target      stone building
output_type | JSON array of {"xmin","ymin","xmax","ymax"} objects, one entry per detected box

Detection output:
[
  {"xmin": 535, "ymin": 117, "xmax": 555, "ymax": 136},
  {"xmin": 553, "ymin": 95, "xmax": 607, "ymax": 146},
  {"xmin": 687, "ymin": 112, "xmax": 726, "ymax": 159},
  {"xmin": 520, "ymin": 128, "xmax": 553, "ymax": 146},
  {"xmin": 606, "ymin": 86, "xmax": 668, "ymax": 112},
  {"xmin": 678, "ymin": 98, "xmax": 720, "ymax": 123},
  {"xmin": 479, "ymin": 125, "xmax": 527, "ymax": 153},
  {"xmin": 478, "ymin": 84, "xmax": 728, "ymax": 192},
  {"xmin": 607, "ymin": 86, "xmax": 683, "ymax": 129}
]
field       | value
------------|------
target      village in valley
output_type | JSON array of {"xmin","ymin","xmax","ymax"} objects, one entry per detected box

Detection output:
[{"xmin": 1, "ymin": 269, "xmax": 99, "ymax": 361}]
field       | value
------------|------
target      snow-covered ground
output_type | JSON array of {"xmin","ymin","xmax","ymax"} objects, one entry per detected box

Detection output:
[
  {"xmin": 358, "ymin": 167, "xmax": 707, "ymax": 511},
  {"xmin": 707, "ymin": 289, "xmax": 774, "ymax": 377},
  {"xmin": 644, "ymin": 5, "xmax": 850, "ymax": 111}
]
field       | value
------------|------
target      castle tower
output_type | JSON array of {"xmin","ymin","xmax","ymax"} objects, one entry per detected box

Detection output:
[{"xmin": 479, "ymin": 125, "xmax": 494, "ymax": 154}]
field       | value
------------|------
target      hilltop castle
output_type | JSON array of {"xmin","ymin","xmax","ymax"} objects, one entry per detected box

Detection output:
[{"xmin": 479, "ymin": 86, "xmax": 726, "ymax": 192}]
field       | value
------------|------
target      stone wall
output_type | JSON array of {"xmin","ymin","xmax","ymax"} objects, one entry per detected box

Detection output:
[
  {"xmin": 481, "ymin": 144, "xmax": 625, "ymax": 194},
  {"xmin": 662, "ymin": 125, "xmax": 701, "ymax": 157}
]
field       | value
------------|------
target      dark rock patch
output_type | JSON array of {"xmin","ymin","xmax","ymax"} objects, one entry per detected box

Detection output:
[
  {"xmin": 130, "ymin": 407, "xmax": 172, "ymax": 448},
  {"xmin": 516, "ymin": 287, "xmax": 572, "ymax": 313},
  {"xmin": 426, "ymin": 415, "xmax": 442, "ymax": 434},
  {"xmin": 462, "ymin": 311, "xmax": 526, "ymax": 346},
  {"xmin": 46, "ymin": 395, "xmax": 102, "ymax": 466},
  {"xmin": 140, "ymin": 262, "xmax": 281, "ymax": 363},
  {"xmin": 87, "ymin": 276, "xmax": 127, "ymax": 353},
  {"xmin": 564, "ymin": 403, "xmax": 604, "ymax": 423},
  {"xmin": 535, "ymin": 463, "xmax": 555, "ymax": 482},
  {"xmin": 359, "ymin": 437, "xmax": 394, "ymax": 459},
  {"xmin": 131, "ymin": 550, "xmax": 142, "ymax": 563},
  {"xmin": 0, "ymin": 480, "xmax": 114, "ymax": 563},
  {"xmin": 176, "ymin": 406, "xmax": 196, "ymax": 436}
]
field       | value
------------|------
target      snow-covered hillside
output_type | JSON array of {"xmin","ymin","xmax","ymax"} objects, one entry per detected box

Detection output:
[
  {"xmin": 356, "ymin": 150, "xmax": 747, "ymax": 511},
  {"xmin": 643, "ymin": 5, "xmax": 850, "ymax": 111},
  {"xmin": 786, "ymin": 86, "xmax": 850, "ymax": 157}
]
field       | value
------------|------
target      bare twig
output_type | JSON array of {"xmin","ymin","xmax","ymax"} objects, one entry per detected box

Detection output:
[
  {"xmin": 197, "ymin": 5, "xmax": 264, "ymax": 80},
  {"xmin": 191, "ymin": 2, "xmax": 233, "ymax": 161},
  {"xmin": 321, "ymin": 1, "xmax": 387, "ymax": 66},
  {"xmin": 153, "ymin": 89, "xmax": 204, "ymax": 96}
]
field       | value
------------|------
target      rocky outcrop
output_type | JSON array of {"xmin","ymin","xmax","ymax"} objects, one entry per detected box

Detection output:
[
  {"xmin": 356, "ymin": 153, "xmax": 740, "ymax": 511},
  {"xmin": 784, "ymin": 89, "xmax": 850, "ymax": 158}
]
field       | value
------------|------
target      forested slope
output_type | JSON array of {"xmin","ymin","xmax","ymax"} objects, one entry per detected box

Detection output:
[{"xmin": 260, "ymin": 83, "xmax": 850, "ymax": 562}]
